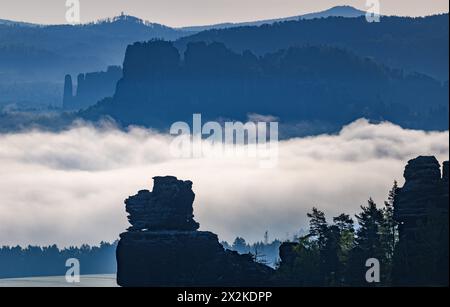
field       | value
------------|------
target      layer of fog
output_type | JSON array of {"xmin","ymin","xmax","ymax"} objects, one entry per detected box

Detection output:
[{"xmin": 0, "ymin": 119, "xmax": 448, "ymax": 247}]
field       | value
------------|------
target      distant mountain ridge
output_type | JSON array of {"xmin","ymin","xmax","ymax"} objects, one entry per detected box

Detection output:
[
  {"xmin": 0, "ymin": 19, "xmax": 37, "ymax": 27},
  {"xmin": 0, "ymin": 14, "xmax": 189, "ymax": 107},
  {"xmin": 176, "ymin": 14, "xmax": 449, "ymax": 81},
  {"xmin": 0, "ymin": 6, "xmax": 365, "ymax": 30},
  {"xmin": 0, "ymin": 14, "xmax": 187, "ymax": 81},
  {"xmin": 0, "ymin": 6, "xmax": 371, "ymax": 108},
  {"xmin": 180, "ymin": 6, "xmax": 366, "ymax": 31},
  {"xmin": 0, "ymin": 7, "xmax": 448, "ymax": 112}
]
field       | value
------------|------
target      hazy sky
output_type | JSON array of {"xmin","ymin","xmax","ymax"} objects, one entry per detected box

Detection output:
[{"xmin": 0, "ymin": 0, "xmax": 448, "ymax": 27}]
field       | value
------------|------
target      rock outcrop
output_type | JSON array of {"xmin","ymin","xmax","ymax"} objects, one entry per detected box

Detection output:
[
  {"xmin": 81, "ymin": 40, "xmax": 448, "ymax": 132},
  {"xmin": 125, "ymin": 177, "xmax": 199, "ymax": 232},
  {"xmin": 116, "ymin": 176, "xmax": 273, "ymax": 287},
  {"xmin": 393, "ymin": 156, "xmax": 449, "ymax": 286},
  {"xmin": 63, "ymin": 66, "xmax": 122, "ymax": 110}
]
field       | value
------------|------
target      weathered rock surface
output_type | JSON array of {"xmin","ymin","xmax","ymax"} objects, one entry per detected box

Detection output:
[
  {"xmin": 393, "ymin": 156, "xmax": 449, "ymax": 286},
  {"xmin": 63, "ymin": 66, "xmax": 122, "ymax": 110},
  {"xmin": 394, "ymin": 156, "xmax": 448, "ymax": 228},
  {"xmin": 116, "ymin": 176, "xmax": 273, "ymax": 287},
  {"xmin": 125, "ymin": 176, "xmax": 199, "ymax": 231}
]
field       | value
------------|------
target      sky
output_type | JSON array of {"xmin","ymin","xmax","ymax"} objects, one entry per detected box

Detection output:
[
  {"xmin": 0, "ymin": 119, "xmax": 448, "ymax": 247},
  {"xmin": 0, "ymin": 0, "xmax": 448, "ymax": 27}
]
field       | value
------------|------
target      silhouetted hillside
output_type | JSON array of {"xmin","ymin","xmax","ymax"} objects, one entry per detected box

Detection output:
[
  {"xmin": 0, "ymin": 15, "xmax": 191, "ymax": 107},
  {"xmin": 181, "ymin": 5, "xmax": 365, "ymax": 31},
  {"xmin": 81, "ymin": 40, "xmax": 448, "ymax": 133},
  {"xmin": 176, "ymin": 14, "xmax": 449, "ymax": 81},
  {"xmin": 3, "ymin": 12, "xmax": 446, "ymax": 110},
  {"xmin": 0, "ymin": 15, "xmax": 187, "ymax": 81}
]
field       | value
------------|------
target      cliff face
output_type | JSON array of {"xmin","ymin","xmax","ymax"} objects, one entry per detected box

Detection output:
[
  {"xmin": 63, "ymin": 66, "xmax": 122, "ymax": 110},
  {"xmin": 116, "ymin": 176, "xmax": 273, "ymax": 287},
  {"xmin": 393, "ymin": 156, "xmax": 449, "ymax": 286},
  {"xmin": 81, "ymin": 40, "xmax": 448, "ymax": 132},
  {"xmin": 125, "ymin": 177, "xmax": 199, "ymax": 232},
  {"xmin": 275, "ymin": 156, "xmax": 449, "ymax": 286}
]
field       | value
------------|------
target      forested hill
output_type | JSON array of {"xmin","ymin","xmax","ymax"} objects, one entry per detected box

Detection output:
[
  {"xmin": 176, "ymin": 14, "xmax": 449, "ymax": 81},
  {"xmin": 0, "ymin": 15, "xmax": 191, "ymax": 107},
  {"xmin": 81, "ymin": 41, "xmax": 448, "ymax": 134},
  {"xmin": 0, "ymin": 15, "xmax": 189, "ymax": 83}
]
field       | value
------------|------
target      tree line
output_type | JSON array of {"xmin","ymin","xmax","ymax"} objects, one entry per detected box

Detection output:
[
  {"xmin": 275, "ymin": 182, "xmax": 400, "ymax": 286},
  {"xmin": 1, "ymin": 180, "xmax": 446, "ymax": 286},
  {"xmin": 0, "ymin": 241, "xmax": 117, "ymax": 279}
]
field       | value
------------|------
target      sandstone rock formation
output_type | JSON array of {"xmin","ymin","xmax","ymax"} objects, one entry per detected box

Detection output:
[
  {"xmin": 81, "ymin": 40, "xmax": 448, "ymax": 132},
  {"xmin": 393, "ymin": 156, "xmax": 449, "ymax": 286},
  {"xmin": 63, "ymin": 66, "xmax": 122, "ymax": 110},
  {"xmin": 116, "ymin": 176, "xmax": 273, "ymax": 287},
  {"xmin": 125, "ymin": 176, "xmax": 199, "ymax": 232}
]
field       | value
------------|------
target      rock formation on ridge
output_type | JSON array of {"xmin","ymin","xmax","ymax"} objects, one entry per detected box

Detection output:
[
  {"xmin": 116, "ymin": 176, "xmax": 274, "ymax": 287},
  {"xmin": 63, "ymin": 66, "xmax": 122, "ymax": 110},
  {"xmin": 81, "ymin": 40, "xmax": 448, "ymax": 132},
  {"xmin": 393, "ymin": 156, "xmax": 449, "ymax": 286},
  {"xmin": 125, "ymin": 176, "xmax": 199, "ymax": 232}
]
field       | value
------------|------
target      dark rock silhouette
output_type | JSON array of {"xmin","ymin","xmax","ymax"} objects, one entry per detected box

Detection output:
[
  {"xmin": 278, "ymin": 242, "xmax": 299, "ymax": 267},
  {"xmin": 63, "ymin": 66, "xmax": 122, "ymax": 110},
  {"xmin": 63, "ymin": 75, "xmax": 73, "ymax": 108},
  {"xmin": 393, "ymin": 156, "xmax": 449, "ymax": 286},
  {"xmin": 116, "ymin": 176, "xmax": 273, "ymax": 287},
  {"xmin": 443, "ymin": 161, "xmax": 449, "ymax": 181},
  {"xmin": 125, "ymin": 176, "xmax": 199, "ymax": 232},
  {"xmin": 82, "ymin": 40, "xmax": 448, "ymax": 133},
  {"xmin": 275, "ymin": 156, "xmax": 449, "ymax": 286}
]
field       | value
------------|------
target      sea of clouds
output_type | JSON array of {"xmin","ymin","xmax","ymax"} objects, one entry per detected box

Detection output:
[{"xmin": 0, "ymin": 118, "xmax": 448, "ymax": 247}]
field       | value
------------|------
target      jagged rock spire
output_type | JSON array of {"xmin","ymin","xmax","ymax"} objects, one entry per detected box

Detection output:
[
  {"xmin": 117, "ymin": 176, "xmax": 273, "ymax": 287},
  {"xmin": 125, "ymin": 176, "xmax": 199, "ymax": 231},
  {"xmin": 393, "ymin": 155, "xmax": 449, "ymax": 286}
]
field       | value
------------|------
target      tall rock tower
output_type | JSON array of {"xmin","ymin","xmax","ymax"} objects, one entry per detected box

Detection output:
[
  {"xmin": 63, "ymin": 74, "xmax": 73, "ymax": 109},
  {"xmin": 393, "ymin": 156, "xmax": 449, "ymax": 286},
  {"xmin": 116, "ymin": 176, "xmax": 273, "ymax": 287}
]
